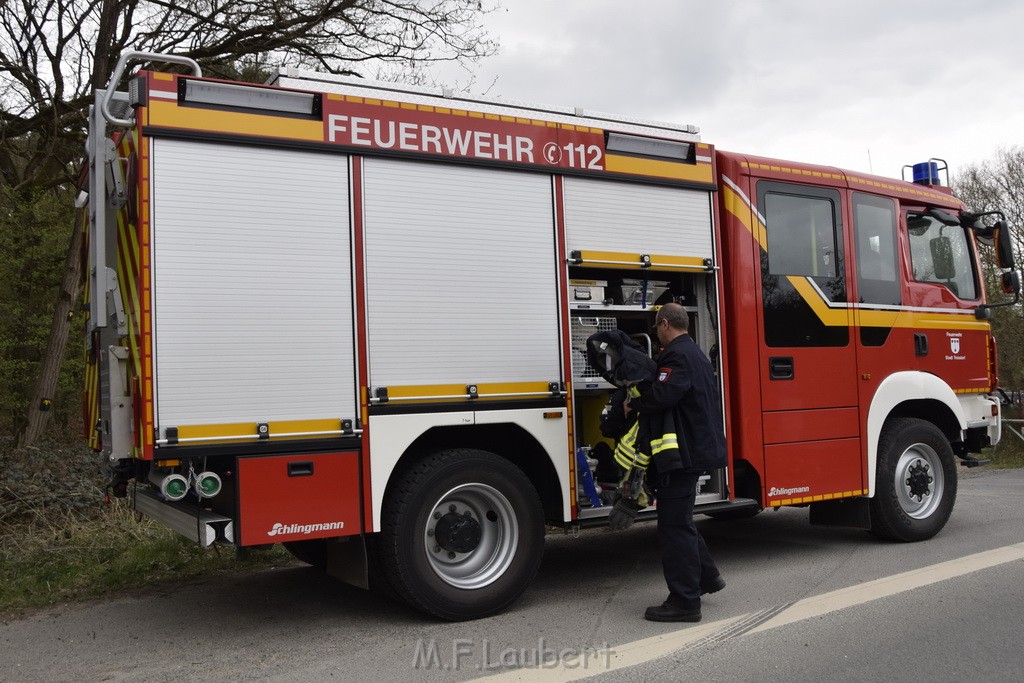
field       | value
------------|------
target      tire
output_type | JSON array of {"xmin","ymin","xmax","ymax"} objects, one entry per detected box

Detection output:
[
  {"xmin": 283, "ymin": 539, "xmax": 328, "ymax": 569},
  {"xmin": 377, "ymin": 448, "xmax": 545, "ymax": 620},
  {"xmin": 869, "ymin": 417, "xmax": 957, "ymax": 542}
]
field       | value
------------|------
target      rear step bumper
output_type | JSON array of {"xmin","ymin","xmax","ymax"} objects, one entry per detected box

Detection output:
[{"xmin": 134, "ymin": 488, "xmax": 234, "ymax": 547}]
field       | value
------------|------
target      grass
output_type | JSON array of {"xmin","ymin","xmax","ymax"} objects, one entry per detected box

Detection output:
[
  {"xmin": 0, "ymin": 439, "xmax": 293, "ymax": 615},
  {"xmin": 985, "ymin": 427, "xmax": 1024, "ymax": 468},
  {"xmin": 0, "ymin": 498, "xmax": 291, "ymax": 614}
]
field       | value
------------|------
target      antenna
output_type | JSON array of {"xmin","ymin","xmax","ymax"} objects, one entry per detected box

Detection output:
[{"xmin": 867, "ymin": 149, "xmax": 873, "ymax": 174}]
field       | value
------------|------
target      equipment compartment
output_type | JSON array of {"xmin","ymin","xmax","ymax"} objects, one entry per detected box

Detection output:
[{"xmin": 236, "ymin": 451, "xmax": 362, "ymax": 546}]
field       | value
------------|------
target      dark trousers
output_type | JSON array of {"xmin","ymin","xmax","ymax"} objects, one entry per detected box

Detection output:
[{"xmin": 656, "ymin": 470, "xmax": 719, "ymax": 610}]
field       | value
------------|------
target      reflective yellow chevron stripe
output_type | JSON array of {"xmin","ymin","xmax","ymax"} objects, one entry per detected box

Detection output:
[
  {"xmin": 613, "ymin": 422, "xmax": 651, "ymax": 470},
  {"xmin": 613, "ymin": 440, "xmax": 639, "ymax": 470}
]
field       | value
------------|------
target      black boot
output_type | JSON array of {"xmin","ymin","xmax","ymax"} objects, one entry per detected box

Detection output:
[{"xmin": 644, "ymin": 602, "xmax": 702, "ymax": 623}]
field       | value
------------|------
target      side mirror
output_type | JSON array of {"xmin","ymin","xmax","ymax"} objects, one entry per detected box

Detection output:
[
  {"xmin": 930, "ymin": 235, "xmax": 955, "ymax": 280},
  {"xmin": 977, "ymin": 269, "xmax": 1022, "ymax": 318},
  {"xmin": 1002, "ymin": 270, "xmax": 1021, "ymax": 295},
  {"xmin": 993, "ymin": 220, "xmax": 1017, "ymax": 269}
]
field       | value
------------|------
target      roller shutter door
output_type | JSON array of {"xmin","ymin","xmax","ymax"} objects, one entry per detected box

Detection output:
[
  {"xmin": 563, "ymin": 177, "xmax": 714, "ymax": 260},
  {"xmin": 362, "ymin": 159, "xmax": 560, "ymax": 391},
  {"xmin": 150, "ymin": 140, "xmax": 355, "ymax": 438}
]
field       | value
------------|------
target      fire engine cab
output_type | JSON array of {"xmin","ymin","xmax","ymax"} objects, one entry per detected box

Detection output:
[{"xmin": 83, "ymin": 51, "xmax": 1019, "ymax": 620}]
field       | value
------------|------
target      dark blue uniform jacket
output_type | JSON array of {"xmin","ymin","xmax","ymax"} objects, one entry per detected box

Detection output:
[{"xmin": 630, "ymin": 334, "xmax": 727, "ymax": 474}]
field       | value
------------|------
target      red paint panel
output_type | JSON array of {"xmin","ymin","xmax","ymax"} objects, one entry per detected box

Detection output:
[
  {"xmin": 914, "ymin": 328, "xmax": 992, "ymax": 391},
  {"xmin": 716, "ymin": 154, "xmax": 767, "ymax": 486},
  {"xmin": 762, "ymin": 407, "xmax": 860, "ymax": 445},
  {"xmin": 323, "ymin": 99, "xmax": 604, "ymax": 172},
  {"xmin": 759, "ymin": 344, "xmax": 859, "ymax": 412},
  {"xmin": 764, "ymin": 438, "xmax": 863, "ymax": 503},
  {"xmin": 237, "ymin": 452, "xmax": 362, "ymax": 546}
]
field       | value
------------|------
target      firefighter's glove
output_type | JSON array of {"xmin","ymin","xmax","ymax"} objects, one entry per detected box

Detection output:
[
  {"xmin": 618, "ymin": 468, "xmax": 650, "ymax": 508},
  {"xmin": 607, "ymin": 496, "xmax": 642, "ymax": 531},
  {"xmin": 608, "ymin": 467, "xmax": 647, "ymax": 531}
]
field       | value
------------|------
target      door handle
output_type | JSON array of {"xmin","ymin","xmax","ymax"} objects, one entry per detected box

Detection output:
[
  {"xmin": 287, "ymin": 461, "xmax": 314, "ymax": 477},
  {"xmin": 914, "ymin": 333, "xmax": 929, "ymax": 356},
  {"xmin": 769, "ymin": 356, "xmax": 794, "ymax": 380}
]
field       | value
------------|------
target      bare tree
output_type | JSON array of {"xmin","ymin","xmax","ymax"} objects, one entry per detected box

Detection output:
[
  {"xmin": 4, "ymin": 0, "xmax": 497, "ymax": 446},
  {"xmin": 953, "ymin": 147, "xmax": 1024, "ymax": 260},
  {"xmin": 952, "ymin": 147, "xmax": 1024, "ymax": 389},
  {"xmin": 1, "ymin": 0, "xmax": 497, "ymax": 189}
]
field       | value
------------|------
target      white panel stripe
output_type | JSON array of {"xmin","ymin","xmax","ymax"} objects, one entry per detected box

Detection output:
[
  {"xmin": 721, "ymin": 174, "xmax": 767, "ymax": 229},
  {"xmin": 806, "ymin": 264, "xmax": 976, "ymax": 315}
]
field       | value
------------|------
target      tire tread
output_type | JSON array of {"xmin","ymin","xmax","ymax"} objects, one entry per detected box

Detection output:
[
  {"xmin": 869, "ymin": 417, "xmax": 957, "ymax": 542},
  {"xmin": 376, "ymin": 448, "xmax": 544, "ymax": 620}
]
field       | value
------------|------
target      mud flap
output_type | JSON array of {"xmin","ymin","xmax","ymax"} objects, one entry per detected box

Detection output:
[
  {"xmin": 809, "ymin": 497, "xmax": 871, "ymax": 529},
  {"xmin": 326, "ymin": 536, "xmax": 369, "ymax": 590}
]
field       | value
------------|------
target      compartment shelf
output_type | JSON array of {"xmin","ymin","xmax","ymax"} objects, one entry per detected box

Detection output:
[{"xmin": 569, "ymin": 303, "xmax": 698, "ymax": 313}]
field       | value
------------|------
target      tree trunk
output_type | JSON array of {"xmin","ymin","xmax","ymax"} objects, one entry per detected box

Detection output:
[
  {"xmin": 17, "ymin": 208, "xmax": 86, "ymax": 448},
  {"xmin": 16, "ymin": 1, "xmax": 119, "ymax": 448}
]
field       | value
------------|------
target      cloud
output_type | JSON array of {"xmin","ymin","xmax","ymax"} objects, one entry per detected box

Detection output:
[{"xmin": 434, "ymin": 0, "xmax": 1024, "ymax": 179}]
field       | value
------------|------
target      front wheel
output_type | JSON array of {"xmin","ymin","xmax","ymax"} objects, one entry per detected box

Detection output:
[
  {"xmin": 376, "ymin": 449, "xmax": 545, "ymax": 620},
  {"xmin": 870, "ymin": 418, "xmax": 957, "ymax": 542}
]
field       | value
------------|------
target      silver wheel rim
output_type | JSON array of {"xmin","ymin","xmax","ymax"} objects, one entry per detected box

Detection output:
[
  {"xmin": 423, "ymin": 483, "xmax": 518, "ymax": 589},
  {"xmin": 895, "ymin": 442, "xmax": 945, "ymax": 520}
]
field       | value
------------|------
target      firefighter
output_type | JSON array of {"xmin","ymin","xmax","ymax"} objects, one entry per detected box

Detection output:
[{"xmin": 618, "ymin": 302, "xmax": 728, "ymax": 623}]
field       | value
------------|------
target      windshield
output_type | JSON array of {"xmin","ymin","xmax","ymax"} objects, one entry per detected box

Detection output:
[{"xmin": 906, "ymin": 213, "xmax": 978, "ymax": 300}]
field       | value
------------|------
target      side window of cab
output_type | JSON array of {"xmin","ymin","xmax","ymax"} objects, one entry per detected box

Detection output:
[{"xmin": 906, "ymin": 211, "xmax": 978, "ymax": 300}]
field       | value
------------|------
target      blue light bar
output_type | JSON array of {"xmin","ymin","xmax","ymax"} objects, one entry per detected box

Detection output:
[{"xmin": 912, "ymin": 161, "xmax": 941, "ymax": 186}]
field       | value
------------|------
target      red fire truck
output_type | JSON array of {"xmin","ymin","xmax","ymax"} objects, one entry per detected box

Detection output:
[{"xmin": 83, "ymin": 51, "xmax": 1019, "ymax": 620}]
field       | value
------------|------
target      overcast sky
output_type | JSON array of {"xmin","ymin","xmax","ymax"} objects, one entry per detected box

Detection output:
[{"xmin": 431, "ymin": 0, "xmax": 1024, "ymax": 182}]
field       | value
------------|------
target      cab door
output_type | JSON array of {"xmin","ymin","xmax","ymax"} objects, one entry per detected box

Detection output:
[{"xmin": 754, "ymin": 180, "xmax": 863, "ymax": 503}]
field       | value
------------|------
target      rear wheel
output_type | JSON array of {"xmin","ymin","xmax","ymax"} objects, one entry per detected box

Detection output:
[
  {"xmin": 376, "ymin": 449, "xmax": 544, "ymax": 620},
  {"xmin": 869, "ymin": 417, "xmax": 957, "ymax": 542}
]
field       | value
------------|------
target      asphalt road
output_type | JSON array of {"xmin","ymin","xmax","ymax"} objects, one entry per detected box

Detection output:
[{"xmin": 2, "ymin": 468, "xmax": 1023, "ymax": 683}]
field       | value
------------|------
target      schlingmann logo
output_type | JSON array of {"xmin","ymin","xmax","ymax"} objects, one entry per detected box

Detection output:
[
  {"xmin": 768, "ymin": 486, "xmax": 810, "ymax": 497},
  {"xmin": 267, "ymin": 521, "xmax": 345, "ymax": 537}
]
